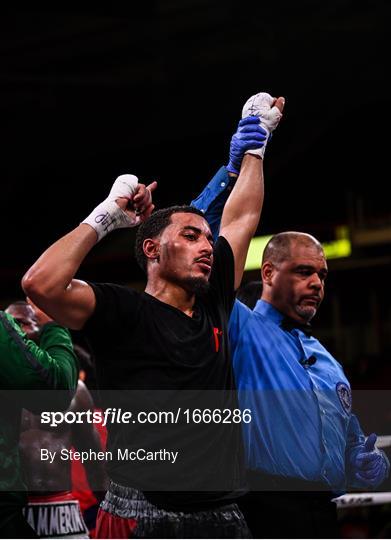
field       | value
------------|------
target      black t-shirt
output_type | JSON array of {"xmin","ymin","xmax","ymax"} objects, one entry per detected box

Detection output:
[{"xmin": 83, "ymin": 236, "xmax": 246, "ymax": 510}]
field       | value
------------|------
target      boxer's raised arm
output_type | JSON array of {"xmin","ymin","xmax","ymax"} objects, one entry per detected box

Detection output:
[
  {"xmin": 219, "ymin": 94, "xmax": 285, "ymax": 290},
  {"xmin": 22, "ymin": 177, "xmax": 156, "ymax": 329}
]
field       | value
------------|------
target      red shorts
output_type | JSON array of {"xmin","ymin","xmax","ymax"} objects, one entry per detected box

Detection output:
[
  {"xmin": 96, "ymin": 491, "xmax": 251, "ymax": 538},
  {"xmin": 24, "ymin": 491, "xmax": 88, "ymax": 538},
  {"xmin": 96, "ymin": 508, "xmax": 137, "ymax": 538}
]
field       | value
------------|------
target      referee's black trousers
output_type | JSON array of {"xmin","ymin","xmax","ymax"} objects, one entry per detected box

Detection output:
[{"xmin": 238, "ymin": 471, "xmax": 338, "ymax": 539}]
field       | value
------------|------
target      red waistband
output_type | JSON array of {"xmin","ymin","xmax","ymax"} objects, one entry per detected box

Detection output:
[{"xmin": 28, "ymin": 491, "xmax": 75, "ymax": 503}]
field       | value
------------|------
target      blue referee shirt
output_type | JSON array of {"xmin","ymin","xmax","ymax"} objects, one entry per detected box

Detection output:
[
  {"xmin": 191, "ymin": 166, "xmax": 366, "ymax": 491},
  {"xmin": 230, "ymin": 299, "xmax": 365, "ymax": 490}
]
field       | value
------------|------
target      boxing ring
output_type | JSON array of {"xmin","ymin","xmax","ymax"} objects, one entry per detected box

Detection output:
[{"xmin": 334, "ymin": 492, "xmax": 391, "ymax": 508}]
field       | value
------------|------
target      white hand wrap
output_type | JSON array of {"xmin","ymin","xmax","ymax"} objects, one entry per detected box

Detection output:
[
  {"xmin": 242, "ymin": 92, "xmax": 283, "ymax": 158},
  {"xmin": 82, "ymin": 174, "xmax": 139, "ymax": 241}
]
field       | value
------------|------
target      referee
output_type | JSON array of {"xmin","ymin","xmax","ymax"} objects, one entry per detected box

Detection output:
[{"xmin": 192, "ymin": 168, "xmax": 390, "ymax": 538}]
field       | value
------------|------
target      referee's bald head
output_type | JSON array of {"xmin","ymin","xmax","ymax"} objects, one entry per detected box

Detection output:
[{"xmin": 262, "ymin": 232, "xmax": 324, "ymax": 266}]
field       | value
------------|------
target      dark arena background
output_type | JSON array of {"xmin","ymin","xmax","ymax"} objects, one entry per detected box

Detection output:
[{"xmin": 1, "ymin": 3, "xmax": 390, "ymax": 538}]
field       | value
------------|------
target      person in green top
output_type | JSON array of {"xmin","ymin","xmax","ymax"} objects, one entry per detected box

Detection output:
[{"xmin": 0, "ymin": 302, "xmax": 78, "ymax": 538}]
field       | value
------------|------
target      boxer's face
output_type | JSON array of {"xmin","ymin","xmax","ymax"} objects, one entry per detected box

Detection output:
[
  {"xmin": 6, "ymin": 304, "xmax": 40, "ymax": 342},
  {"xmin": 157, "ymin": 213, "xmax": 214, "ymax": 293}
]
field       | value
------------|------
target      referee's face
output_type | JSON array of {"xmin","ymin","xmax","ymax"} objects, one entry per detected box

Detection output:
[
  {"xmin": 271, "ymin": 242, "xmax": 328, "ymax": 323},
  {"xmin": 157, "ymin": 212, "xmax": 214, "ymax": 292}
]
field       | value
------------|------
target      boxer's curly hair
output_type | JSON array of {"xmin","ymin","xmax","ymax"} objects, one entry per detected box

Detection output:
[{"xmin": 135, "ymin": 205, "xmax": 206, "ymax": 274}]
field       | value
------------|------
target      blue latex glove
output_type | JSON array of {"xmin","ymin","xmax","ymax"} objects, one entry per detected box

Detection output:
[
  {"xmin": 353, "ymin": 433, "xmax": 390, "ymax": 488},
  {"xmin": 226, "ymin": 116, "xmax": 267, "ymax": 175}
]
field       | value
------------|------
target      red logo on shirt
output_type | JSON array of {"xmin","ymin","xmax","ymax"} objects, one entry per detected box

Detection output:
[{"xmin": 213, "ymin": 327, "xmax": 223, "ymax": 352}]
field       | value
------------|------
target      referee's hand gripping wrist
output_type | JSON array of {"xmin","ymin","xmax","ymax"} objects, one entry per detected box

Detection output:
[{"xmin": 226, "ymin": 116, "xmax": 267, "ymax": 174}]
